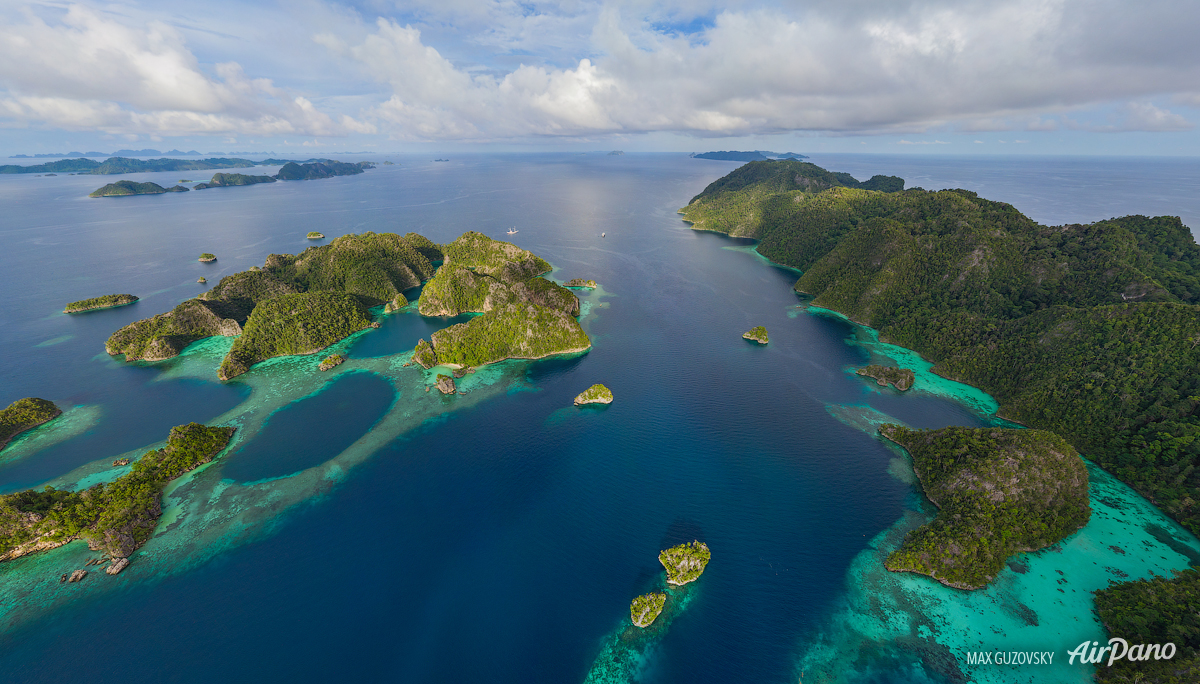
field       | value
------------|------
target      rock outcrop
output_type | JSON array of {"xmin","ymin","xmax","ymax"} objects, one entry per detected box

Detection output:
[{"xmin": 435, "ymin": 374, "xmax": 456, "ymax": 395}]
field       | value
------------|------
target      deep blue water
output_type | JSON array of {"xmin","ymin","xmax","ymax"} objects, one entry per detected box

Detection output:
[{"xmin": 1, "ymin": 153, "xmax": 1198, "ymax": 683}]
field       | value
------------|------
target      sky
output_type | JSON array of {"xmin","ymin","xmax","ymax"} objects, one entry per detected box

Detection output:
[{"xmin": 2, "ymin": 0, "xmax": 1200, "ymax": 156}]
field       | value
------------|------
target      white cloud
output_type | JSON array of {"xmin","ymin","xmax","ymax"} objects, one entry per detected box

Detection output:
[
  {"xmin": 0, "ymin": 4, "xmax": 371, "ymax": 137},
  {"xmin": 3, "ymin": 0, "xmax": 1200, "ymax": 143}
]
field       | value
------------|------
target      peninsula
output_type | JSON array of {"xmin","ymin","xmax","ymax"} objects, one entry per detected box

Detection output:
[
  {"xmin": 64, "ymin": 294, "xmax": 138, "ymax": 313},
  {"xmin": 879, "ymin": 425, "xmax": 1091, "ymax": 589},
  {"xmin": 574, "ymin": 384, "xmax": 613, "ymax": 406},
  {"xmin": 659, "ymin": 541, "xmax": 711, "ymax": 586},
  {"xmin": 0, "ymin": 422, "xmax": 234, "ymax": 567},
  {"xmin": 857, "ymin": 365, "xmax": 914, "ymax": 391},
  {"xmin": 681, "ymin": 159, "xmax": 1200, "ymax": 541},
  {"xmin": 0, "ymin": 398, "xmax": 61, "ymax": 452},
  {"xmin": 409, "ymin": 232, "xmax": 591, "ymax": 369},
  {"xmin": 89, "ymin": 180, "xmax": 188, "ymax": 197}
]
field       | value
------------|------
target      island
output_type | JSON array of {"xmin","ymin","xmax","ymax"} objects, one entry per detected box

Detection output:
[
  {"xmin": 630, "ymin": 592, "xmax": 666, "ymax": 628},
  {"xmin": 384, "ymin": 293, "xmax": 408, "ymax": 313},
  {"xmin": 742, "ymin": 326, "xmax": 769, "ymax": 344},
  {"xmin": 0, "ymin": 398, "xmax": 61, "ymax": 452},
  {"xmin": 0, "ymin": 422, "xmax": 234, "ymax": 568},
  {"xmin": 435, "ymin": 374, "xmax": 456, "ymax": 394},
  {"xmin": 564, "ymin": 278, "xmax": 597, "ymax": 288},
  {"xmin": 64, "ymin": 294, "xmax": 138, "ymax": 313},
  {"xmin": 691, "ymin": 151, "xmax": 809, "ymax": 162},
  {"xmin": 318, "ymin": 354, "xmax": 345, "ymax": 371},
  {"xmin": 4, "ymin": 156, "xmax": 260, "ymax": 175},
  {"xmin": 193, "ymin": 172, "xmax": 276, "ymax": 189},
  {"xmin": 608, "ymin": 151, "xmax": 624, "ymax": 156},
  {"xmin": 197, "ymin": 277, "xmax": 207, "ymax": 284},
  {"xmin": 276, "ymin": 160, "xmax": 373, "ymax": 180},
  {"xmin": 1092, "ymin": 567, "xmax": 1200, "ymax": 682},
  {"xmin": 857, "ymin": 365, "xmax": 914, "ymax": 391},
  {"xmin": 574, "ymin": 384, "xmax": 613, "ymax": 406},
  {"xmin": 198, "ymin": 253, "xmax": 216, "ymax": 262},
  {"xmin": 659, "ymin": 541, "xmax": 711, "ymax": 586},
  {"xmin": 679, "ymin": 159, "xmax": 1200, "ymax": 544},
  {"xmin": 879, "ymin": 425, "xmax": 1091, "ymax": 589},
  {"xmin": 104, "ymin": 231, "xmax": 590, "ymax": 381},
  {"xmin": 307, "ymin": 232, "xmax": 325, "ymax": 239},
  {"xmin": 89, "ymin": 180, "xmax": 188, "ymax": 197},
  {"xmin": 409, "ymin": 232, "xmax": 591, "ymax": 369}
]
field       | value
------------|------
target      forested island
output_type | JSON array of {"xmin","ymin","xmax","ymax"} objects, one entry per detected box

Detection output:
[
  {"xmin": 692, "ymin": 151, "xmax": 807, "ymax": 161},
  {"xmin": 630, "ymin": 593, "xmax": 666, "ymax": 627},
  {"xmin": 0, "ymin": 423, "xmax": 234, "ymax": 569},
  {"xmin": 680, "ymin": 159, "xmax": 1200, "ymax": 540},
  {"xmin": 0, "ymin": 398, "xmax": 61, "ymax": 452},
  {"xmin": 105, "ymin": 231, "xmax": 588, "ymax": 381},
  {"xmin": 409, "ymin": 232, "xmax": 591, "ymax": 368},
  {"xmin": 193, "ymin": 173, "xmax": 275, "ymax": 189},
  {"xmin": 4, "ymin": 156, "xmax": 259, "ymax": 175},
  {"xmin": 659, "ymin": 541, "xmax": 711, "ymax": 586},
  {"xmin": 85, "ymin": 160, "xmax": 375, "ymax": 198},
  {"xmin": 857, "ymin": 365, "xmax": 914, "ymax": 391},
  {"xmin": 879, "ymin": 425, "xmax": 1091, "ymax": 589},
  {"xmin": 574, "ymin": 384, "xmax": 613, "ymax": 406},
  {"xmin": 743, "ymin": 326, "xmax": 769, "ymax": 344},
  {"xmin": 64, "ymin": 294, "xmax": 138, "ymax": 313},
  {"xmin": 89, "ymin": 180, "xmax": 188, "ymax": 197}
]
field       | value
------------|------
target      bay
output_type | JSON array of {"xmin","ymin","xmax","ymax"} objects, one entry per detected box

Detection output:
[{"xmin": 0, "ymin": 154, "xmax": 1197, "ymax": 683}]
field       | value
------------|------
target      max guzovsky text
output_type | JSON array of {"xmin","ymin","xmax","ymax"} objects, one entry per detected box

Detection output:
[{"xmin": 965, "ymin": 651, "xmax": 1055, "ymax": 665}]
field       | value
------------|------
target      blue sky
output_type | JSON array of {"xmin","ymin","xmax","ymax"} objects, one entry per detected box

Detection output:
[{"xmin": 2, "ymin": 0, "xmax": 1199, "ymax": 156}]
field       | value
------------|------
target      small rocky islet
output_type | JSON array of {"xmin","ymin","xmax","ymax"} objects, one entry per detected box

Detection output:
[
  {"xmin": 198, "ymin": 253, "xmax": 217, "ymax": 263},
  {"xmin": 318, "ymin": 354, "xmax": 345, "ymax": 371},
  {"xmin": 564, "ymin": 278, "xmax": 597, "ymax": 289},
  {"xmin": 630, "ymin": 593, "xmax": 666, "ymax": 628},
  {"xmin": 742, "ymin": 326, "xmax": 768, "ymax": 344},
  {"xmin": 63, "ymin": 294, "xmax": 138, "ymax": 314},
  {"xmin": 857, "ymin": 364, "xmax": 914, "ymax": 391},
  {"xmin": 573, "ymin": 384, "xmax": 613, "ymax": 406},
  {"xmin": 626, "ymin": 541, "xmax": 712, "ymax": 629}
]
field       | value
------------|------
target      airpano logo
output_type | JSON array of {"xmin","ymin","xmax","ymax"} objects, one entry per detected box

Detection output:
[{"xmin": 1067, "ymin": 638, "xmax": 1177, "ymax": 666}]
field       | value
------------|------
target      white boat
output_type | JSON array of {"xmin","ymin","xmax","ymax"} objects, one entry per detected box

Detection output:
[
  {"xmin": 601, "ymin": 232, "xmax": 606, "ymax": 237},
  {"xmin": 507, "ymin": 227, "xmax": 518, "ymax": 235}
]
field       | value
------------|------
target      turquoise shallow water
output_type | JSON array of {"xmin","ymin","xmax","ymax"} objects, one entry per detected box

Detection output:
[{"xmin": 0, "ymin": 154, "xmax": 1198, "ymax": 683}]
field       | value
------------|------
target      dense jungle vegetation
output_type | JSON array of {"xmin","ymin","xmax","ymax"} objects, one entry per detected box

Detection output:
[
  {"xmin": 0, "ymin": 423, "xmax": 234, "ymax": 559},
  {"xmin": 681, "ymin": 160, "xmax": 1200, "ymax": 537},
  {"xmin": 0, "ymin": 398, "xmax": 61, "ymax": 451},
  {"xmin": 1093, "ymin": 568, "xmax": 1200, "ymax": 683},
  {"xmin": 879, "ymin": 425, "xmax": 1091, "ymax": 589}
]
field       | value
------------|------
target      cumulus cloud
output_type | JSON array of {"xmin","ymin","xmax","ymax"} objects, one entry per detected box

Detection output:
[
  {"xmin": 331, "ymin": 0, "xmax": 1200, "ymax": 140},
  {"xmin": 3, "ymin": 0, "xmax": 1199, "ymax": 142},
  {"xmin": 0, "ymin": 4, "xmax": 372, "ymax": 137}
]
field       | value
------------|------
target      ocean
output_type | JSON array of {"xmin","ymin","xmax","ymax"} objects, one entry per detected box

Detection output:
[{"xmin": 0, "ymin": 153, "xmax": 1197, "ymax": 683}]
